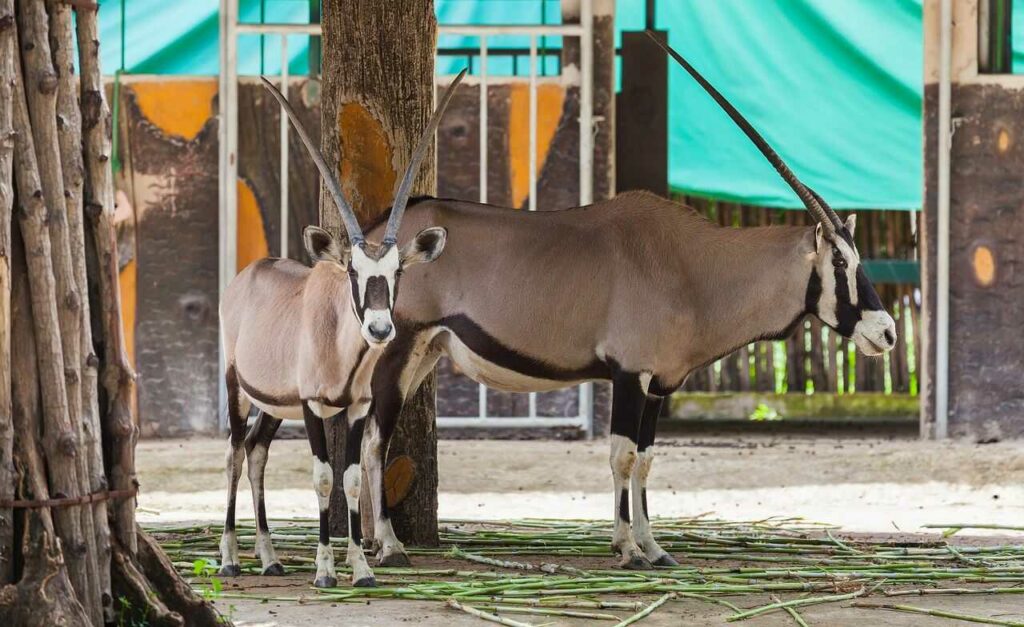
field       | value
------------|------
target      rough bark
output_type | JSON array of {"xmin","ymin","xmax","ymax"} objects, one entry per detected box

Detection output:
[
  {"xmin": 0, "ymin": 0, "xmax": 15, "ymax": 586},
  {"xmin": 77, "ymin": 5, "xmax": 138, "ymax": 554},
  {"xmin": 321, "ymin": 0, "xmax": 439, "ymax": 544},
  {"xmin": 10, "ymin": 23, "xmax": 97, "ymax": 615},
  {"xmin": 1, "ymin": 221, "xmax": 90, "ymax": 626},
  {"xmin": 48, "ymin": 0, "xmax": 111, "ymax": 613}
]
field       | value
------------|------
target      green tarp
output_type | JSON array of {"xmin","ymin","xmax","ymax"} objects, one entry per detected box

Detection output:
[{"xmin": 94, "ymin": 0, "xmax": 924, "ymax": 210}]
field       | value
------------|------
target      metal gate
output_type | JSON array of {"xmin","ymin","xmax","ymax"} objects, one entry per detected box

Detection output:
[{"xmin": 218, "ymin": 1, "xmax": 596, "ymax": 436}]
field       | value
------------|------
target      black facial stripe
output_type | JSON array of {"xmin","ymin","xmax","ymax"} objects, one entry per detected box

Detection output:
[
  {"xmin": 833, "ymin": 261, "xmax": 861, "ymax": 337},
  {"xmin": 805, "ymin": 268, "xmax": 822, "ymax": 316},
  {"xmin": 856, "ymin": 266, "xmax": 884, "ymax": 311},
  {"xmin": 364, "ymin": 275, "xmax": 391, "ymax": 310},
  {"xmin": 349, "ymin": 272, "xmax": 363, "ymax": 321}
]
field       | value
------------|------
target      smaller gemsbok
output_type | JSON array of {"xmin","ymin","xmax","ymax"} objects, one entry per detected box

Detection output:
[{"xmin": 217, "ymin": 70, "xmax": 465, "ymax": 587}]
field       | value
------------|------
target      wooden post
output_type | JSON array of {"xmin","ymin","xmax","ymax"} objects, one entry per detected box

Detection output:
[
  {"xmin": 77, "ymin": 4, "xmax": 138, "ymax": 555},
  {"xmin": 10, "ymin": 27, "xmax": 100, "ymax": 619},
  {"xmin": 320, "ymin": 0, "xmax": 440, "ymax": 544},
  {"xmin": 0, "ymin": 0, "xmax": 15, "ymax": 587},
  {"xmin": 47, "ymin": 0, "xmax": 111, "ymax": 606}
]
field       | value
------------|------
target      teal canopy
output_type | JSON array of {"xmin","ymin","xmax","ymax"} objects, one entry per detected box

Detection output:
[{"xmin": 94, "ymin": 0, "xmax": 925, "ymax": 210}]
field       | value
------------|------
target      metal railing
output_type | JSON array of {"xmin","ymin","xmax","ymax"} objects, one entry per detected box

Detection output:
[{"xmin": 218, "ymin": 2, "xmax": 595, "ymax": 435}]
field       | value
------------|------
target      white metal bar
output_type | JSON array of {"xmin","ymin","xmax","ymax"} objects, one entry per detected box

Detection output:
[
  {"xmin": 528, "ymin": 35, "xmax": 538, "ymax": 213},
  {"xmin": 279, "ymin": 35, "xmax": 289, "ymax": 258},
  {"xmin": 237, "ymin": 23, "xmax": 321, "ymax": 35},
  {"xmin": 578, "ymin": 0, "xmax": 595, "ymax": 438},
  {"xmin": 479, "ymin": 35, "xmax": 488, "ymax": 204},
  {"xmin": 477, "ymin": 34, "xmax": 489, "ymax": 421},
  {"xmin": 439, "ymin": 416, "xmax": 588, "ymax": 430},
  {"xmin": 935, "ymin": 0, "xmax": 952, "ymax": 439},
  {"xmin": 217, "ymin": 0, "xmax": 239, "ymax": 431},
  {"xmin": 440, "ymin": 24, "xmax": 584, "ymax": 36}
]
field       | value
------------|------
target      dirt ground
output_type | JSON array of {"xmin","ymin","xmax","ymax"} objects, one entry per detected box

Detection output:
[
  {"xmin": 136, "ymin": 432, "xmax": 1024, "ymax": 625},
  {"xmin": 137, "ymin": 432, "xmax": 1024, "ymax": 533}
]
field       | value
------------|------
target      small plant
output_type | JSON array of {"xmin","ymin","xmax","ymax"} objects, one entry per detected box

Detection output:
[
  {"xmin": 192, "ymin": 558, "xmax": 224, "ymax": 603},
  {"xmin": 749, "ymin": 403, "xmax": 781, "ymax": 421}
]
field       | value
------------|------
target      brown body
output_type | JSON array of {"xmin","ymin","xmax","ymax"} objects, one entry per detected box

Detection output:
[{"xmin": 369, "ymin": 191, "xmax": 813, "ymax": 394}]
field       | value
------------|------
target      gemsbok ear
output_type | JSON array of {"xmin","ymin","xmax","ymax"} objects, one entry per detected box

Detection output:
[
  {"xmin": 813, "ymin": 222, "xmax": 825, "ymax": 254},
  {"xmin": 844, "ymin": 214, "xmax": 857, "ymax": 237},
  {"xmin": 303, "ymin": 226, "xmax": 351, "ymax": 265},
  {"xmin": 401, "ymin": 226, "xmax": 448, "ymax": 266}
]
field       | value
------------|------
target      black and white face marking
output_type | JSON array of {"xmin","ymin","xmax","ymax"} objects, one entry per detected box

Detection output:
[
  {"xmin": 345, "ymin": 226, "xmax": 448, "ymax": 347},
  {"xmin": 349, "ymin": 244, "xmax": 401, "ymax": 345},
  {"xmin": 808, "ymin": 215, "xmax": 897, "ymax": 356}
]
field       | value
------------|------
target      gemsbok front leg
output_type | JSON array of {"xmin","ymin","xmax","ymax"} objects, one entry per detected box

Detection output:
[
  {"xmin": 244, "ymin": 410, "xmax": 285, "ymax": 575},
  {"xmin": 631, "ymin": 395, "xmax": 678, "ymax": 566},
  {"xmin": 342, "ymin": 400, "xmax": 375, "ymax": 587},
  {"xmin": 609, "ymin": 371, "xmax": 654, "ymax": 569},
  {"xmin": 219, "ymin": 365, "xmax": 250, "ymax": 577},
  {"xmin": 303, "ymin": 404, "xmax": 339, "ymax": 588}
]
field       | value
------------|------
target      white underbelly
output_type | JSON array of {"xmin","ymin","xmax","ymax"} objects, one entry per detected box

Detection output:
[
  {"xmin": 441, "ymin": 331, "xmax": 583, "ymax": 393},
  {"xmin": 244, "ymin": 395, "xmax": 341, "ymax": 421}
]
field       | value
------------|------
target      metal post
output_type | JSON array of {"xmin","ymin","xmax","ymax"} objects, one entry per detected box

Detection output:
[
  {"xmin": 935, "ymin": 0, "xmax": 952, "ymax": 439},
  {"xmin": 280, "ymin": 35, "xmax": 290, "ymax": 258},
  {"xmin": 218, "ymin": 0, "xmax": 239, "ymax": 430},
  {"xmin": 527, "ymin": 34, "xmax": 539, "ymax": 420},
  {"xmin": 478, "ymin": 34, "xmax": 489, "ymax": 421},
  {"xmin": 579, "ymin": 0, "xmax": 595, "ymax": 437}
]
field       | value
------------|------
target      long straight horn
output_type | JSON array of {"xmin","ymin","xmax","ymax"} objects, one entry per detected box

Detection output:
[
  {"xmin": 644, "ymin": 31, "xmax": 842, "ymax": 233},
  {"xmin": 260, "ymin": 76, "xmax": 366, "ymax": 245},
  {"xmin": 382, "ymin": 68, "xmax": 468, "ymax": 246}
]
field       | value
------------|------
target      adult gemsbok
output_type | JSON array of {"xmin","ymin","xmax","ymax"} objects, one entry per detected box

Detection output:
[
  {"xmin": 354, "ymin": 37, "xmax": 898, "ymax": 573},
  {"xmin": 217, "ymin": 69, "xmax": 465, "ymax": 588}
]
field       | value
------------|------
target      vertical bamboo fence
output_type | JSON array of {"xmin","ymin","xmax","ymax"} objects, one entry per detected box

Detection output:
[{"xmin": 678, "ymin": 196, "xmax": 919, "ymax": 396}]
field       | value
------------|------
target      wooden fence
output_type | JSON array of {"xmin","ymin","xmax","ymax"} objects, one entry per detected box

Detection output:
[{"xmin": 677, "ymin": 196, "xmax": 920, "ymax": 395}]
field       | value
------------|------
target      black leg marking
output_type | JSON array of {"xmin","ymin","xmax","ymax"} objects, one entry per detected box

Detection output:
[
  {"xmin": 641, "ymin": 488, "xmax": 649, "ymax": 520},
  {"xmin": 618, "ymin": 489, "xmax": 630, "ymax": 523},
  {"xmin": 220, "ymin": 365, "xmax": 247, "ymax": 577},
  {"xmin": 637, "ymin": 396, "xmax": 663, "ymax": 453}
]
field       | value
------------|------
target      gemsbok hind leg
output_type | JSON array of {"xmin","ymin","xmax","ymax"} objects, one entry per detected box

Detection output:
[
  {"xmin": 303, "ymin": 404, "xmax": 339, "ymax": 588},
  {"xmin": 631, "ymin": 395, "xmax": 678, "ymax": 566},
  {"xmin": 609, "ymin": 371, "xmax": 653, "ymax": 569},
  {"xmin": 219, "ymin": 365, "xmax": 250, "ymax": 577},
  {"xmin": 244, "ymin": 410, "xmax": 285, "ymax": 575},
  {"xmin": 342, "ymin": 400, "xmax": 375, "ymax": 587}
]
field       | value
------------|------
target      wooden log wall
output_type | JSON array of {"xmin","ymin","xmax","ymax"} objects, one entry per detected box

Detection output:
[{"xmin": 677, "ymin": 197, "xmax": 920, "ymax": 395}]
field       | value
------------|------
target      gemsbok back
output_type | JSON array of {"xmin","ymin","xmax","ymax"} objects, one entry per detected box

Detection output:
[
  {"xmin": 349, "ymin": 37, "xmax": 898, "ymax": 575},
  {"xmin": 217, "ymin": 70, "xmax": 465, "ymax": 588}
]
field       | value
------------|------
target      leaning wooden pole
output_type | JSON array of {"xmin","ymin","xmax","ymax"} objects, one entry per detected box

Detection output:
[
  {"xmin": 0, "ymin": 2, "xmax": 226, "ymax": 623},
  {"xmin": 10, "ymin": 23, "xmax": 101, "ymax": 622},
  {"xmin": 76, "ymin": 1, "xmax": 137, "ymax": 556},
  {"xmin": 48, "ymin": 0, "xmax": 111, "ymax": 608},
  {"xmin": 0, "ymin": 0, "xmax": 14, "ymax": 588}
]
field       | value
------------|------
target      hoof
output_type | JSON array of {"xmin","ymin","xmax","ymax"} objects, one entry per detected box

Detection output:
[
  {"xmin": 219, "ymin": 564, "xmax": 242, "ymax": 577},
  {"xmin": 653, "ymin": 553, "xmax": 680, "ymax": 567},
  {"xmin": 262, "ymin": 562, "xmax": 286, "ymax": 576},
  {"xmin": 313, "ymin": 576, "xmax": 338, "ymax": 588},
  {"xmin": 622, "ymin": 555, "xmax": 655, "ymax": 570},
  {"xmin": 353, "ymin": 576, "xmax": 377, "ymax": 588},
  {"xmin": 379, "ymin": 552, "xmax": 411, "ymax": 567}
]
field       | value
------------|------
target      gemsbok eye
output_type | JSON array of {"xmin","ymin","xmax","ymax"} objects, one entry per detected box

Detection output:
[{"xmin": 833, "ymin": 255, "xmax": 847, "ymax": 269}]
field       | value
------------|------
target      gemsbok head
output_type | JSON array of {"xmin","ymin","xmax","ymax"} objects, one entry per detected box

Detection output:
[{"xmin": 261, "ymin": 70, "xmax": 465, "ymax": 346}]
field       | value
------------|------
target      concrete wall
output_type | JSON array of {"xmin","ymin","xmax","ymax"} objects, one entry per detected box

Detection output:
[
  {"xmin": 921, "ymin": 0, "xmax": 1024, "ymax": 439},
  {"xmin": 111, "ymin": 73, "xmax": 612, "ymax": 436}
]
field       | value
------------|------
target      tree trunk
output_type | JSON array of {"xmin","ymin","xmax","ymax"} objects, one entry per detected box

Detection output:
[
  {"xmin": 0, "ymin": 0, "xmax": 15, "ymax": 587},
  {"xmin": 320, "ymin": 0, "xmax": 440, "ymax": 544}
]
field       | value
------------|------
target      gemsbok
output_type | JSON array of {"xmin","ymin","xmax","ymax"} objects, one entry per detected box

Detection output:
[
  {"xmin": 217, "ymin": 69, "xmax": 465, "ymax": 588},
  {"xmin": 347, "ymin": 36, "xmax": 898, "ymax": 575}
]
